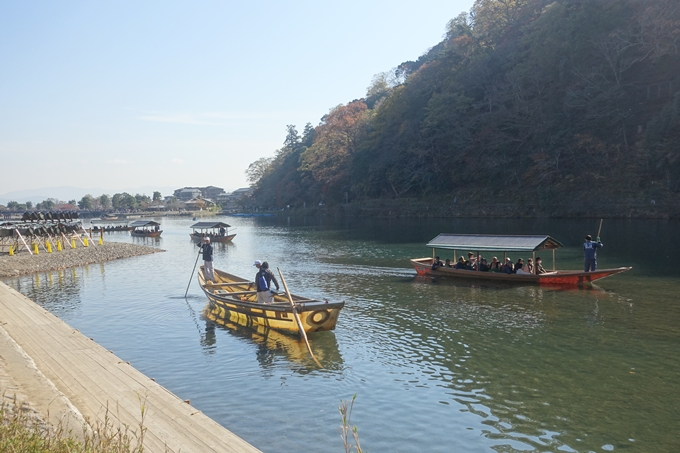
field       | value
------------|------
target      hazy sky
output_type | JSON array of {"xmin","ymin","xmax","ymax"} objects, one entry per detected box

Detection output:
[{"xmin": 0, "ymin": 1, "xmax": 474, "ymax": 195}]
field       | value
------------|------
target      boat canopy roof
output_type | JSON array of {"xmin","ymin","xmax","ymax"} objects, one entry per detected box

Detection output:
[
  {"xmin": 190, "ymin": 221, "xmax": 231, "ymax": 229},
  {"xmin": 426, "ymin": 234, "xmax": 564, "ymax": 252},
  {"xmin": 129, "ymin": 220, "xmax": 161, "ymax": 228},
  {"xmin": 90, "ymin": 219, "xmax": 128, "ymax": 224}
]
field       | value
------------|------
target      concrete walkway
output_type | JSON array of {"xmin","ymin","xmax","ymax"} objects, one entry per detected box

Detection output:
[{"xmin": 0, "ymin": 281, "xmax": 262, "ymax": 453}]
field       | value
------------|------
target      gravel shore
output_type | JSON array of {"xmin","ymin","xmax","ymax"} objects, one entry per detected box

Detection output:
[{"xmin": 0, "ymin": 242, "xmax": 164, "ymax": 278}]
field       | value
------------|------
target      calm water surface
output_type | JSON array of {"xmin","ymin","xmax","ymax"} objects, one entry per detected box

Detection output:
[{"xmin": 3, "ymin": 217, "xmax": 680, "ymax": 453}]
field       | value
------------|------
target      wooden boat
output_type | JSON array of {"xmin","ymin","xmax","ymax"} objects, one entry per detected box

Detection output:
[
  {"xmin": 198, "ymin": 266, "xmax": 344, "ymax": 334},
  {"xmin": 129, "ymin": 220, "xmax": 162, "ymax": 237},
  {"xmin": 190, "ymin": 221, "xmax": 235, "ymax": 243},
  {"xmin": 411, "ymin": 234, "xmax": 631, "ymax": 286},
  {"xmin": 90, "ymin": 220, "xmax": 132, "ymax": 232}
]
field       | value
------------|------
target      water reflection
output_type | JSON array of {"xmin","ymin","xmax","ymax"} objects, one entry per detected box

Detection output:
[
  {"xmin": 202, "ymin": 304, "xmax": 343, "ymax": 372},
  {"xmin": 130, "ymin": 235, "xmax": 162, "ymax": 245},
  {"xmin": 5, "ymin": 268, "xmax": 84, "ymax": 316}
]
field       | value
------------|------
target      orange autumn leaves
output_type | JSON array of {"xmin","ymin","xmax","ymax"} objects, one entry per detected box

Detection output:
[{"xmin": 300, "ymin": 101, "xmax": 371, "ymax": 196}]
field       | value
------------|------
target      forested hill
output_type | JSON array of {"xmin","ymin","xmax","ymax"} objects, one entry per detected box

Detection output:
[{"xmin": 247, "ymin": 0, "xmax": 680, "ymax": 216}]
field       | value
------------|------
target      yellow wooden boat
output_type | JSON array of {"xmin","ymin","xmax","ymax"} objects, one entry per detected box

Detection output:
[{"xmin": 198, "ymin": 266, "xmax": 344, "ymax": 334}]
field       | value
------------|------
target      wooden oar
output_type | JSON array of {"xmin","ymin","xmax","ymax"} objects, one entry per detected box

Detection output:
[{"xmin": 277, "ymin": 267, "xmax": 322, "ymax": 368}]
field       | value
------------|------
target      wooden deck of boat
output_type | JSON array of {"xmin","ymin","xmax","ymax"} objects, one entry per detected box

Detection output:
[{"xmin": 0, "ymin": 282, "xmax": 262, "ymax": 453}]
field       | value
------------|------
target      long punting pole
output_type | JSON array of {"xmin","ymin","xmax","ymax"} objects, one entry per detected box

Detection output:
[
  {"xmin": 597, "ymin": 219, "xmax": 603, "ymax": 239},
  {"xmin": 277, "ymin": 267, "xmax": 322, "ymax": 368},
  {"xmin": 185, "ymin": 248, "xmax": 202, "ymax": 297}
]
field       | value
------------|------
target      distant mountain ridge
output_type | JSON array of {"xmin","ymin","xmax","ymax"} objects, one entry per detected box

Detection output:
[{"xmin": 0, "ymin": 186, "xmax": 177, "ymax": 205}]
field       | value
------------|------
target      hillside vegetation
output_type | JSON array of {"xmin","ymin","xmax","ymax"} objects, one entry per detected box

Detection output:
[{"xmin": 248, "ymin": 0, "xmax": 680, "ymax": 216}]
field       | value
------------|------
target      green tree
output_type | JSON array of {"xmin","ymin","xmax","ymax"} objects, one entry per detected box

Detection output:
[
  {"xmin": 111, "ymin": 193, "xmax": 123, "ymax": 209},
  {"xmin": 135, "ymin": 193, "xmax": 151, "ymax": 208},
  {"xmin": 78, "ymin": 195, "xmax": 94, "ymax": 210},
  {"xmin": 7, "ymin": 201, "xmax": 19, "ymax": 210},
  {"xmin": 153, "ymin": 191, "xmax": 162, "ymax": 202},
  {"xmin": 25, "ymin": 201, "xmax": 33, "ymax": 210},
  {"xmin": 99, "ymin": 194, "xmax": 111, "ymax": 209},
  {"xmin": 112, "ymin": 192, "xmax": 137, "ymax": 209}
]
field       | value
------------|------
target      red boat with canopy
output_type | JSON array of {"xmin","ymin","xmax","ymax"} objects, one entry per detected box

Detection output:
[{"xmin": 411, "ymin": 233, "xmax": 631, "ymax": 285}]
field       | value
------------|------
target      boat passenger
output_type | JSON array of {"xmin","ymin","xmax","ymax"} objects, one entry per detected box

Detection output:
[
  {"xmin": 431, "ymin": 256, "xmax": 444, "ymax": 270},
  {"xmin": 515, "ymin": 258, "xmax": 524, "ymax": 271},
  {"xmin": 219, "ymin": 226, "xmax": 226, "ymax": 236},
  {"xmin": 515, "ymin": 263, "xmax": 532, "ymax": 275},
  {"xmin": 444, "ymin": 258, "xmax": 452, "ymax": 268},
  {"xmin": 526, "ymin": 258, "xmax": 534, "ymax": 274},
  {"xmin": 455, "ymin": 256, "xmax": 467, "ymax": 269},
  {"xmin": 503, "ymin": 258, "xmax": 514, "ymax": 274},
  {"xmin": 478, "ymin": 258, "xmax": 489, "ymax": 272},
  {"xmin": 467, "ymin": 252, "xmax": 477, "ymax": 268},
  {"xmin": 488, "ymin": 257, "xmax": 501, "ymax": 272},
  {"xmin": 254, "ymin": 261, "xmax": 280, "ymax": 304},
  {"xmin": 535, "ymin": 257, "xmax": 547, "ymax": 274}
]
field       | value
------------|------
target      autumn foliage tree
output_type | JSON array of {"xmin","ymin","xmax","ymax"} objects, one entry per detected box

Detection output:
[
  {"xmin": 300, "ymin": 101, "xmax": 371, "ymax": 200},
  {"xmin": 247, "ymin": 0, "xmax": 680, "ymax": 209}
]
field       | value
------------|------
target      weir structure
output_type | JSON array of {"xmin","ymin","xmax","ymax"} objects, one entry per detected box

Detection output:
[{"xmin": 0, "ymin": 211, "xmax": 99, "ymax": 255}]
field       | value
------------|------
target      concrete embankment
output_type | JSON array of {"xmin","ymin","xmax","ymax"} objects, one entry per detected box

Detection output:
[
  {"xmin": 0, "ymin": 242, "xmax": 163, "ymax": 278},
  {"xmin": 0, "ymin": 281, "xmax": 262, "ymax": 452}
]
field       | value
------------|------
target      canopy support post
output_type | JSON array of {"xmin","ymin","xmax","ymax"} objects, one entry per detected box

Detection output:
[{"xmin": 552, "ymin": 249, "xmax": 556, "ymax": 271}]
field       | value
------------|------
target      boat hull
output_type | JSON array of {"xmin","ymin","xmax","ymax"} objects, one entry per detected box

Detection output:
[
  {"xmin": 190, "ymin": 233, "xmax": 236, "ymax": 243},
  {"xmin": 411, "ymin": 258, "xmax": 631, "ymax": 285},
  {"xmin": 198, "ymin": 267, "xmax": 343, "ymax": 334},
  {"xmin": 131, "ymin": 230, "xmax": 162, "ymax": 237}
]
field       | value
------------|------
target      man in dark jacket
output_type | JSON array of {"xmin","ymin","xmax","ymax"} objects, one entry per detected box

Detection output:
[
  {"xmin": 254, "ymin": 260, "xmax": 280, "ymax": 304},
  {"xmin": 199, "ymin": 237, "xmax": 214, "ymax": 282},
  {"xmin": 583, "ymin": 235, "xmax": 603, "ymax": 272}
]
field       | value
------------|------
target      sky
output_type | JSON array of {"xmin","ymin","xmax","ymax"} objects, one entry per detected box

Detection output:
[{"xmin": 0, "ymin": 0, "xmax": 475, "ymax": 198}]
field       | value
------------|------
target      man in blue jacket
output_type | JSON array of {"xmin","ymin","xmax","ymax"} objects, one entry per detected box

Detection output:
[
  {"xmin": 583, "ymin": 235, "xmax": 603, "ymax": 272},
  {"xmin": 254, "ymin": 260, "xmax": 280, "ymax": 304}
]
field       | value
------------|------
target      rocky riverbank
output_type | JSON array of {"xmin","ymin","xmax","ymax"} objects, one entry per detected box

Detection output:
[{"xmin": 0, "ymin": 243, "xmax": 163, "ymax": 278}]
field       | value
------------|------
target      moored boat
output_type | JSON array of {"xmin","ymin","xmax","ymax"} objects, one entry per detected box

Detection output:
[
  {"xmin": 190, "ymin": 221, "xmax": 235, "ymax": 243},
  {"xmin": 198, "ymin": 267, "xmax": 344, "ymax": 334},
  {"xmin": 412, "ymin": 233, "xmax": 631, "ymax": 285},
  {"xmin": 129, "ymin": 220, "xmax": 163, "ymax": 237}
]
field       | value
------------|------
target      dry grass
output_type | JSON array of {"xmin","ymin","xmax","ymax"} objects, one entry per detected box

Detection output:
[
  {"xmin": 0, "ymin": 393, "xmax": 159, "ymax": 453},
  {"xmin": 339, "ymin": 394, "xmax": 363, "ymax": 453}
]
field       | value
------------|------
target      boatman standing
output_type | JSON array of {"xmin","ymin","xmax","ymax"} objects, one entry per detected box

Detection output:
[
  {"xmin": 200, "ymin": 237, "xmax": 214, "ymax": 282},
  {"xmin": 254, "ymin": 260, "xmax": 280, "ymax": 304},
  {"xmin": 583, "ymin": 234, "xmax": 603, "ymax": 272}
]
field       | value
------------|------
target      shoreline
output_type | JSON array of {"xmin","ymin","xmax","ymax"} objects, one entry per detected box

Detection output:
[
  {"xmin": 0, "ymin": 242, "xmax": 163, "ymax": 278},
  {"xmin": 0, "ymin": 282, "xmax": 261, "ymax": 452}
]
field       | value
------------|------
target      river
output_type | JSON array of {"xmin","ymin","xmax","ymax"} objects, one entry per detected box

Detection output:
[{"xmin": 3, "ymin": 216, "xmax": 679, "ymax": 453}]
